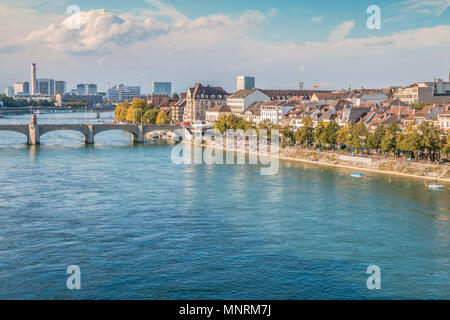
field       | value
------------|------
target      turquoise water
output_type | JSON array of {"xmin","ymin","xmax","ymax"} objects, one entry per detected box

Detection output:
[{"xmin": 0, "ymin": 113, "xmax": 449, "ymax": 299}]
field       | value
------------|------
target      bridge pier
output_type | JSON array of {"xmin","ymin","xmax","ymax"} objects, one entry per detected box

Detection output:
[
  {"xmin": 132, "ymin": 125, "xmax": 145, "ymax": 143},
  {"xmin": 84, "ymin": 125, "xmax": 94, "ymax": 144},
  {"xmin": 28, "ymin": 124, "xmax": 40, "ymax": 145}
]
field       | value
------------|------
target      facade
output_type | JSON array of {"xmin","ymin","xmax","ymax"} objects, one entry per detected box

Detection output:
[
  {"xmin": 438, "ymin": 110, "xmax": 450, "ymax": 130},
  {"xmin": 106, "ymin": 84, "xmax": 141, "ymax": 101},
  {"xmin": 236, "ymin": 76, "xmax": 255, "ymax": 91},
  {"xmin": 171, "ymin": 99, "xmax": 186, "ymax": 124},
  {"xmin": 153, "ymin": 82, "xmax": 172, "ymax": 96},
  {"xmin": 226, "ymin": 89, "xmax": 270, "ymax": 114},
  {"xmin": 310, "ymin": 92, "xmax": 351, "ymax": 105},
  {"xmin": 31, "ymin": 63, "xmax": 37, "ymax": 95},
  {"xmin": 77, "ymin": 83, "xmax": 97, "ymax": 95},
  {"xmin": 55, "ymin": 81, "xmax": 66, "ymax": 95},
  {"xmin": 4, "ymin": 86, "xmax": 14, "ymax": 97},
  {"xmin": 183, "ymin": 83, "xmax": 228, "ymax": 123},
  {"xmin": 260, "ymin": 101, "xmax": 296, "ymax": 125},
  {"xmin": 394, "ymin": 78, "xmax": 450, "ymax": 104},
  {"xmin": 55, "ymin": 94, "xmax": 103, "ymax": 107},
  {"xmin": 37, "ymin": 79, "xmax": 54, "ymax": 95},
  {"xmin": 205, "ymin": 105, "xmax": 232, "ymax": 125},
  {"xmin": 13, "ymin": 81, "xmax": 29, "ymax": 95},
  {"xmin": 147, "ymin": 94, "xmax": 169, "ymax": 107}
]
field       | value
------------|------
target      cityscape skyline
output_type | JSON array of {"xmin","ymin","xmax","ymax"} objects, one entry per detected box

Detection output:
[{"xmin": 0, "ymin": 1, "xmax": 449, "ymax": 93}]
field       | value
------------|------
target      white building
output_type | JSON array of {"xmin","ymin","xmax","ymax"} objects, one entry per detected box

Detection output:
[
  {"xmin": 260, "ymin": 101, "xmax": 296, "ymax": 125},
  {"xmin": 438, "ymin": 109, "xmax": 450, "ymax": 130},
  {"xmin": 236, "ymin": 76, "xmax": 255, "ymax": 91},
  {"xmin": 227, "ymin": 89, "xmax": 270, "ymax": 114},
  {"xmin": 14, "ymin": 81, "xmax": 29, "ymax": 95},
  {"xmin": 4, "ymin": 86, "xmax": 14, "ymax": 97},
  {"xmin": 205, "ymin": 105, "xmax": 232, "ymax": 125}
]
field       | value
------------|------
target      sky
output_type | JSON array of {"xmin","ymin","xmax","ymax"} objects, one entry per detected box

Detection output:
[{"xmin": 0, "ymin": 0, "xmax": 449, "ymax": 93}]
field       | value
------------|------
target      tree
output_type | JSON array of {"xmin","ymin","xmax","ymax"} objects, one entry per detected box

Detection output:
[
  {"xmin": 281, "ymin": 125, "xmax": 295, "ymax": 144},
  {"xmin": 348, "ymin": 123, "xmax": 369, "ymax": 153},
  {"xmin": 366, "ymin": 125, "xmax": 387, "ymax": 154},
  {"xmin": 418, "ymin": 121, "xmax": 442, "ymax": 160},
  {"xmin": 142, "ymin": 108, "xmax": 159, "ymax": 124},
  {"xmin": 314, "ymin": 121, "xmax": 326, "ymax": 148},
  {"xmin": 172, "ymin": 92, "xmax": 179, "ymax": 100},
  {"xmin": 322, "ymin": 121, "xmax": 340, "ymax": 149},
  {"xmin": 294, "ymin": 117, "xmax": 314, "ymax": 147},
  {"xmin": 442, "ymin": 135, "xmax": 450, "ymax": 158},
  {"xmin": 156, "ymin": 110, "xmax": 170, "ymax": 125},
  {"xmin": 337, "ymin": 124, "xmax": 351, "ymax": 150},
  {"xmin": 397, "ymin": 123, "xmax": 420, "ymax": 158}
]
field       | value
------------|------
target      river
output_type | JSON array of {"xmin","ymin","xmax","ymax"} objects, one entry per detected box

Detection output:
[{"xmin": 0, "ymin": 112, "xmax": 448, "ymax": 299}]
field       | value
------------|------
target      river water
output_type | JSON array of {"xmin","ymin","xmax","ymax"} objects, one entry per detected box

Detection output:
[{"xmin": 0, "ymin": 112, "xmax": 448, "ymax": 299}]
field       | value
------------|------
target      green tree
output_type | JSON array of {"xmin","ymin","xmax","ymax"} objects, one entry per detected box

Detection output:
[
  {"xmin": 397, "ymin": 123, "xmax": 420, "ymax": 158},
  {"xmin": 337, "ymin": 124, "xmax": 351, "ymax": 150},
  {"xmin": 314, "ymin": 121, "xmax": 326, "ymax": 148},
  {"xmin": 322, "ymin": 121, "xmax": 340, "ymax": 149},
  {"xmin": 142, "ymin": 108, "xmax": 159, "ymax": 124},
  {"xmin": 294, "ymin": 117, "xmax": 314, "ymax": 147},
  {"xmin": 172, "ymin": 92, "xmax": 179, "ymax": 100},
  {"xmin": 441, "ymin": 135, "xmax": 450, "ymax": 158},
  {"xmin": 418, "ymin": 121, "xmax": 442, "ymax": 160},
  {"xmin": 348, "ymin": 123, "xmax": 369, "ymax": 153},
  {"xmin": 281, "ymin": 125, "xmax": 295, "ymax": 144}
]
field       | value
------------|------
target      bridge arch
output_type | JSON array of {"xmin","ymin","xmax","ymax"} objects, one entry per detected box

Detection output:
[{"xmin": 0, "ymin": 127, "xmax": 30, "ymax": 144}]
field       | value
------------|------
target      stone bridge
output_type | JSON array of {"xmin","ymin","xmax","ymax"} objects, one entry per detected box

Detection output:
[{"xmin": 0, "ymin": 118, "xmax": 181, "ymax": 145}]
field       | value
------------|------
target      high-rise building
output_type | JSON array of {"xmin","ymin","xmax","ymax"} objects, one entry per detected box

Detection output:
[
  {"xmin": 77, "ymin": 83, "xmax": 97, "ymax": 95},
  {"xmin": 298, "ymin": 82, "xmax": 304, "ymax": 90},
  {"xmin": 14, "ymin": 81, "xmax": 29, "ymax": 95},
  {"xmin": 153, "ymin": 82, "xmax": 172, "ymax": 96},
  {"xmin": 4, "ymin": 86, "xmax": 14, "ymax": 97},
  {"xmin": 31, "ymin": 63, "xmax": 37, "ymax": 95},
  {"xmin": 236, "ymin": 76, "xmax": 255, "ymax": 91},
  {"xmin": 55, "ymin": 81, "xmax": 66, "ymax": 95},
  {"xmin": 37, "ymin": 79, "xmax": 54, "ymax": 95},
  {"xmin": 106, "ymin": 84, "xmax": 140, "ymax": 101}
]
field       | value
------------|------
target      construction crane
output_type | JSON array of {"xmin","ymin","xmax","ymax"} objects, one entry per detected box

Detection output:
[{"xmin": 311, "ymin": 83, "xmax": 330, "ymax": 90}]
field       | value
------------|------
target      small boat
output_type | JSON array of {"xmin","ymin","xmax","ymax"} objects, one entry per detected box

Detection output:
[
  {"xmin": 427, "ymin": 184, "xmax": 442, "ymax": 190},
  {"xmin": 351, "ymin": 173, "xmax": 365, "ymax": 178}
]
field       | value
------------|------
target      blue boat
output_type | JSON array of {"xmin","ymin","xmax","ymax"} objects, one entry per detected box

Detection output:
[
  {"xmin": 351, "ymin": 173, "xmax": 365, "ymax": 178},
  {"xmin": 427, "ymin": 184, "xmax": 442, "ymax": 190}
]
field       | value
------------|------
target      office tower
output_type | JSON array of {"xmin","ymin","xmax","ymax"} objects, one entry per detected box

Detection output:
[
  {"xmin": 31, "ymin": 63, "xmax": 37, "ymax": 95},
  {"xmin": 37, "ymin": 79, "xmax": 55, "ymax": 95},
  {"xmin": 152, "ymin": 82, "xmax": 172, "ymax": 96},
  {"xmin": 55, "ymin": 81, "xmax": 66, "ymax": 95},
  {"xmin": 236, "ymin": 76, "xmax": 255, "ymax": 91}
]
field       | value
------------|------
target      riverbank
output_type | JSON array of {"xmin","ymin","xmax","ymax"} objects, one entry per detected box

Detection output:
[{"xmin": 203, "ymin": 141, "xmax": 450, "ymax": 183}]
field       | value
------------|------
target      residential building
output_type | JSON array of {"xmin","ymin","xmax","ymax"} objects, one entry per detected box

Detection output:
[
  {"xmin": 261, "ymin": 89, "xmax": 331, "ymax": 101},
  {"xmin": 55, "ymin": 81, "xmax": 66, "ymax": 95},
  {"xmin": 310, "ymin": 92, "xmax": 351, "ymax": 105},
  {"xmin": 13, "ymin": 81, "xmax": 29, "ymax": 95},
  {"xmin": 226, "ymin": 89, "xmax": 270, "ymax": 114},
  {"xmin": 236, "ymin": 76, "xmax": 255, "ymax": 91},
  {"xmin": 77, "ymin": 83, "xmax": 97, "ymax": 95},
  {"xmin": 183, "ymin": 83, "xmax": 228, "ymax": 123},
  {"xmin": 37, "ymin": 79, "xmax": 54, "ymax": 95},
  {"xmin": 205, "ymin": 105, "xmax": 232, "ymax": 125},
  {"xmin": 260, "ymin": 101, "xmax": 296, "ymax": 125},
  {"xmin": 153, "ymin": 82, "xmax": 172, "ymax": 96},
  {"xmin": 438, "ymin": 109, "xmax": 450, "ymax": 130},
  {"xmin": 171, "ymin": 98, "xmax": 186, "ymax": 124},
  {"xmin": 147, "ymin": 94, "xmax": 170, "ymax": 107}
]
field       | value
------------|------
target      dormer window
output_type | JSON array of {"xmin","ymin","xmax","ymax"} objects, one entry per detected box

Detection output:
[{"xmin": 201, "ymin": 94, "xmax": 204, "ymax": 98}]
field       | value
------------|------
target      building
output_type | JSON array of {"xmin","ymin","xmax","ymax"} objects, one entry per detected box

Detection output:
[
  {"xmin": 394, "ymin": 77, "xmax": 450, "ymax": 104},
  {"xmin": 153, "ymin": 82, "xmax": 172, "ymax": 96},
  {"xmin": 4, "ymin": 86, "xmax": 14, "ymax": 97},
  {"xmin": 13, "ymin": 81, "xmax": 29, "ymax": 95},
  {"xmin": 183, "ymin": 83, "xmax": 228, "ymax": 123},
  {"xmin": 77, "ymin": 83, "xmax": 97, "ymax": 95},
  {"xmin": 260, "ymin": 101, "xmax": 296, "ymax": 125},
  {"xmin": 55, "ymin": 81, "xmax": 66, "ymax": 95},
  {"xmin": 31, "ymin": 63, "xmax": 37, "ymax": 95},
  {"xmin": 37, "ymin": 79, "xmax": 54, "ymax": 95},
  {"xmin": 236, "ymin": 76, "xmax": 255, "ymax": 91},
  {"xmin": 171, "ymin": 98, "xmax": 186, "ymax": 124},
  {"xmin": 205, "ymin": 105, "xmax": 232, "ymax": 125},
  {"xmin": 55, "ymin": 94, "xmax": 103, "ymax": 107},
  {"xmin": 310, "ymin": 92, "xmax": 351, "ymax": 105},
  {"xmin": 438, "ymin": 108, "xmax": 450, "ymax": 130},
  {"xmin": 227, "ymin": 89, "xmax": 270, "ymax": 114},
  {"xmin": 147, "ymin": 94, "xmax": 170, "ymax": 107},
  {"xmin": 106, "ymin": 84, "xmax": 141, "ymax": 101},
  {"xmin": 261, "ymin": 89, "xmax": 331, "ymax": 101}
]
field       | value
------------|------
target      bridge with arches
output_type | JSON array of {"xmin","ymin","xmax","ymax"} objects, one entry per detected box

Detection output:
[{"xmin": 0, "ymin": 114, "xmax": 181, "ymax": 145}]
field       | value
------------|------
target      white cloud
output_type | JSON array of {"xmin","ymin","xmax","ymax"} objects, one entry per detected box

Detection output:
[
  {"xmin": 384, "ymin": 0, "xmax": 450, "ymax": 23},
  {"xmin": 310, "ymin": 16, "xmax": 324, "ymax": 23},
  {"xmin": 326, "ymin": 21, "xmax": 355, "ymax": 42}
]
